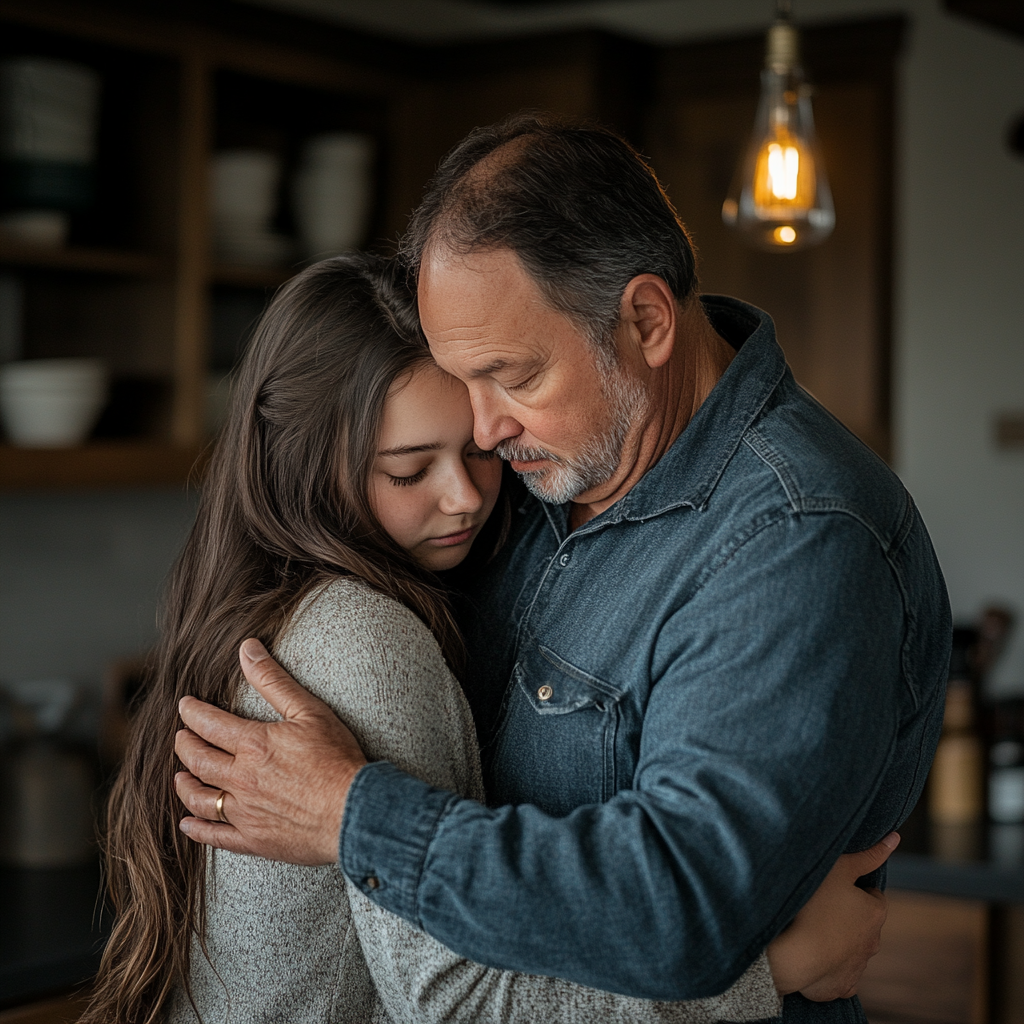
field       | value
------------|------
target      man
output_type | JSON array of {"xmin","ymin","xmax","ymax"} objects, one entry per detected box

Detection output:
[{"xmin": 175, "ymin": 115, "xmax": 951, "ymax": 1020}]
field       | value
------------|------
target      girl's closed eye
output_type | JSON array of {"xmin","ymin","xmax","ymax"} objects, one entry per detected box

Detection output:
[{"xmin": 389, "ymin": 468, "xmax": 427, "ymax": 487}]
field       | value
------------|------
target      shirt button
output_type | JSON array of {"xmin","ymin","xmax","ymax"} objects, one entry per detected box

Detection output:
[
  {"xmin": 537, "ymin": 685, "xmax": 553, "ymax": 701},
  {"xmin": 559, "ymin": 553, "xmax": 570, "ymax": 567},
  {"xmin": 365, "ymin": 876, "xmax": 380, "ymax": 890}
]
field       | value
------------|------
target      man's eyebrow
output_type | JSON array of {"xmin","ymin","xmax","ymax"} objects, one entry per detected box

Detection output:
[
  {"xmin": 469, "ymin": 359, "xmax": 513, "ymax": 378},
  {"xmin": 376, "ymin": 442, "xmax": 445, "ymax": 458}
]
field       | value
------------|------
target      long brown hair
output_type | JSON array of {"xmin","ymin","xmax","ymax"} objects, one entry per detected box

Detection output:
[{"xmin": 84, "ymin": 253, "xmax": 498, "ymax": 1024}]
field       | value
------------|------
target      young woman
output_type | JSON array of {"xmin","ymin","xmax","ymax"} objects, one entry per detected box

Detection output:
[{"xmin": 84, "ymin": 253, "xmax": 887, "ymax": 1024}]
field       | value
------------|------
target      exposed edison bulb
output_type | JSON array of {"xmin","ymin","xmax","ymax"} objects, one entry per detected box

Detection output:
[{"xmin": 722, "ymin": 11, "xmax": 834, "ymax": 251}]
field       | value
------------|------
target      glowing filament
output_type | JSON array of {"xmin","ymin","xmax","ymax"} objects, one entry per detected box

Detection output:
[
  {"xmin": 752, "ymin": 130, "xmax": 815, "ymax": 217},
  {"xmin": 767, "ymin": 143, "xmax": 799, "ymax": 199},
  {"xmin": 774, "ymin": 226, "xmax": 797, "ymax": 244}
]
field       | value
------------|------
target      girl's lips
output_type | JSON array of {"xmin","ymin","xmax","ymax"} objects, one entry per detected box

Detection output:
[{"xmin": 427, "ymin": 527, "xmax": 475, "ymax": 547}]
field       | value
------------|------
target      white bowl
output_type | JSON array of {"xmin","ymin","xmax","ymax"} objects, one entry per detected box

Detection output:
[
  {"xmin": 0, "ymin": 358, "xmax": 107, "ymax": 446},
  {"xmin": 293, "ymin": 134, "xmax": 374, "ymax": 257},
  {"xmin": 211, "ymin": 150, "xmax": 281, "ymax": 227}
]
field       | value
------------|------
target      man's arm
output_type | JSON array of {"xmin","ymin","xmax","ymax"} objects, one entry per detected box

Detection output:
[
  {"xmin": 177, "ymin": 513, "xmax": 943, "ymax": 1000},
  {"xmin": 336, "ymin": 514, "xmax": 910, "ymax": 1000}
]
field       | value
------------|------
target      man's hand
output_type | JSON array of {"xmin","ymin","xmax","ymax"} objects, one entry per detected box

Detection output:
[
  {"xmin": 174, "ymin": 639, "xmax": 368, "ymax": 865},
  {"xmin": 767, "ymin": 833, "xmax": 897, "ymax": 1001}
]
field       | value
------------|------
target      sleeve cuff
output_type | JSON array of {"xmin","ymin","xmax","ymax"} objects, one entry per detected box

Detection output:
[{"xmin": 339, "ymin": 760, "xmax": 459, "ymax": 925}]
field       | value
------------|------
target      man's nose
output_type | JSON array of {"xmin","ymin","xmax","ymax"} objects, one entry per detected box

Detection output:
[
  {"xmin": 438, "ymin": 463, "xmax": 485, "ymax": 517},
  {"xmin": 470, "ymin": 389, "xmax": 522, "ymax": 451}
]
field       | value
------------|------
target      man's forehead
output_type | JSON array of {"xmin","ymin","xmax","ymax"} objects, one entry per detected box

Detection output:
[{"xmin": 428, "ymin": 334, "xmax": 534, "ymax": 378}]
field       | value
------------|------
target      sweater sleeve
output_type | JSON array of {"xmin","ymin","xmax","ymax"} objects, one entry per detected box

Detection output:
[{"xmin": 274, "ymin": 579, "xmax": 782, "ymax": 1024}]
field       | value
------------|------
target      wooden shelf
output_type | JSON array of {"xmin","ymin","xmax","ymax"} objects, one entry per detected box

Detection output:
[
  {"xmin": 0, "ymin": 441, "xmax": 208, "ymax": 489},
  {"xmin": 0, "ymin": 239, "xmax": 170, "ymax": 277},
  {"xmin": 210, "ymin": 263, "xmax": 298, "ymax": 289}
]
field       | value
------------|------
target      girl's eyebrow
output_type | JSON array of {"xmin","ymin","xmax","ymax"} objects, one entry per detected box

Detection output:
[{"xmin": 377, "ymin": 441, "xmax": 445, "ymax": 458}]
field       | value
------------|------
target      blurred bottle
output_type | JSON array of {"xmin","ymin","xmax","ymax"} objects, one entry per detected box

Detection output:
[
  {"xmin": 0, "ymin": 680, "xmax": 96, "ymax": 867},
  {"xmin": 929, "ymin": 628, "xmax": 985, "ymax": 825},
  {"xmin": 988, "ymin": 699, "xmax": 1024, "ymax": 825}
]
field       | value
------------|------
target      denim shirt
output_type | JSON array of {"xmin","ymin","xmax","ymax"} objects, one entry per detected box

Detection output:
[{"xmin": 340, "ymin": 296, "xmax": 951, "ymax": 1019}]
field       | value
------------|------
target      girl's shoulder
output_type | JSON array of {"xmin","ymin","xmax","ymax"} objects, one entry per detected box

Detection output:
[
  {"xmin": 256, "ymin": 577, "xmax": 482, "ymax": 798},
  {"xmin": 262, "ymin": 576, "xmax": 457, "ymax": 724},
  {"xmin": 284, "ymin": 575, "xmax": 441, "ymax": 661}
]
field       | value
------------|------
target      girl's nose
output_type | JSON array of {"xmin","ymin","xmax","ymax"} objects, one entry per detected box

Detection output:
[{"xmin": 438, "ymin": 462, "xmax": 484, "ymax": 517}]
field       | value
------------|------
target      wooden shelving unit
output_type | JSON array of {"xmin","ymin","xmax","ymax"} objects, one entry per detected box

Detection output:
[{"xmin": 0, "ymin": 0, "xmax": 408, "ymax": 489}]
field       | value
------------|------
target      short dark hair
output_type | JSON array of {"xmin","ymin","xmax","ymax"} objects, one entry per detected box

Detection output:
[{"xmin": 402, "ymin": 112, "xmax": 698, "ymax": 352}]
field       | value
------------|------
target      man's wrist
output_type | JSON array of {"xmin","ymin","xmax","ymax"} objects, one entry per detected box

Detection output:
[{"xmin": 324, "ymin": 756, "xmax": 367, "ymax": 864}]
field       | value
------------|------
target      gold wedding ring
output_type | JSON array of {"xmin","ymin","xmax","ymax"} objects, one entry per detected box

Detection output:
[{"xmin": 214, "ymin": 790, "xmax": 229, "ymax": 824}]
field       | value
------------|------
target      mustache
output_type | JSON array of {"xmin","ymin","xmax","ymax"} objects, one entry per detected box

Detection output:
[{"xmin": 495, "ymin": 440, "xmax": 563, "ymax": 465}]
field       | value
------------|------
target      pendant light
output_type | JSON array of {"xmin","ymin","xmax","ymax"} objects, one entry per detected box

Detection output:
[{"xmin": 722, "ymin": 1, "xmax": 834, "ymax": 250}]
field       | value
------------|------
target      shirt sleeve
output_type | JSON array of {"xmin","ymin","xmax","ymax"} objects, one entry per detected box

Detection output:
[
  {"xmin": 340, "ymin": 512, "xmax": 925, "ymax": 1000},
  {"xmin": 286, "ymin": 582, "xmax": 783, "ymax": 1022}
]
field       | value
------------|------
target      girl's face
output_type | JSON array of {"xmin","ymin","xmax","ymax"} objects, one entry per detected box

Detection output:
[{"xmin": 369, "ymin": 362, "xmax": 502, "ymax": 572}]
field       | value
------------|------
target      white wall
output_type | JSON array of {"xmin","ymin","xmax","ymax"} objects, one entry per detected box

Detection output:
[
  {"xmin": 2, "ymin": 0, "xmax": 1021, "ymax": 697},
  {"xmin": 0, "ymin": 491, "xmax": 197, "ymax": 690}
]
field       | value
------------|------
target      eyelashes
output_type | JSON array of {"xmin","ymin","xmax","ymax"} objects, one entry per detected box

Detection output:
[
  {"xmin": 386, "ymin": 450, "xmax": 498, "ymax": 486},
  {"xmin": 388, "ymin": 469, "xmax": 427, "ymax": 487}
]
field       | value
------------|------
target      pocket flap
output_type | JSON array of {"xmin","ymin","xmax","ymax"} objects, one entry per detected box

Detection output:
[{"xmin": 512, "ymin": 643, "xmax": 623, "ymax": 715}]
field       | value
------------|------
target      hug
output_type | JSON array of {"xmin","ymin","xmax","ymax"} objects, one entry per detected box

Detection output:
[{"xmin": 84, "ymin": 114, "xmax": 950, "ymax": 1024}]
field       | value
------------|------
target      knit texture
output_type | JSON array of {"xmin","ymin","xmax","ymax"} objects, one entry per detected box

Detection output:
[{"xmin": 166, "ymin": 577, "xmax": 782, "ymax": 1023}]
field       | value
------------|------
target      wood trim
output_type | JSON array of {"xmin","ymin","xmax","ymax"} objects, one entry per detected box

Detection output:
[
  {"xmin": 0, "ymin": 991, "xmax": 91, "ymax": 1024},
  {"xmin": 0, "ymin": 442, "xmax": 207, "ymax": 488},
  {"xmin": 0, "ymin": 0, "xmax": 400, "ymax": 92},
  {"xmin": 170, "ymin": 53, "xmax": 211, "ymax": 446},
  {"xmin": 0, "ymin": 241, "xmax": 169, "ymax": 278}
]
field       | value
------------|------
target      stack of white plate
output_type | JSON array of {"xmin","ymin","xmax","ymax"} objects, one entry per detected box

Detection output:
[
  {"xmin": 0, "ymin": 58, "xmax": 102, "ymax": 246},
  {"xmin": 293, "ymin": 133, "xmax": 374, "ymax": 258},
  {"xmin": 210, "ymin": 149, "xmax": 292, "ymax": 266},
  {"xmin": 0, "ymin": 358, "xmax": 108, "ymax": 446}
]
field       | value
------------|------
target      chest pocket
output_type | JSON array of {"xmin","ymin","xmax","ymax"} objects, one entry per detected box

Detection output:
[{"xmin": 488, "ymin": 642, "xmax": 624, "ymax": 817}]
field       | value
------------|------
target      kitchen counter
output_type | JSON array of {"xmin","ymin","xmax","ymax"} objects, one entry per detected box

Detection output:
[
  {"xmin": 886, "ymin": 800, "xmax": 1024, "ymax": 904},
  {"xmin": 0, "ymin": 861, "xmax": 106, "ymax": 1009}
]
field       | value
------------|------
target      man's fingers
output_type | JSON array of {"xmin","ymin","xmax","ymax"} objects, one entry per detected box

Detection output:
[
  {"xmin": 844, "ymin": 832, "xmax": 900, "ymax": 878},
  {"xmin": 175, "ymin": 726, "xmax": 235, "ymax": 785},
  {"xmin": 239, "ymin": 638, "xmax": 326, "ymax": 721},
  {"xmin": 178, "ymin": 695, "xmax": 251, "ymax": 755},
  {"xmin": 178, "ymin": 815, "xmax": 247, "ymax": 853},
  {"xmin": 175, "ymin": 769, "xmax": 234, "ymax": 823}
]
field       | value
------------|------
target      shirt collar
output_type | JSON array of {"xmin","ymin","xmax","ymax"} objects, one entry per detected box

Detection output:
[
  {"xmin": 619, "ymin": 294, "xmax": 786, "ymax": 522},
  {"xmin": 540, "ymin": 295, "xmax": 786, "ymax": 538}
]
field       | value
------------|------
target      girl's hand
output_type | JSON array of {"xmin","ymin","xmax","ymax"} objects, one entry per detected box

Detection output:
[{"xmin": 767, "ymin": 833, "xmax": 899, "ymax": 1001}]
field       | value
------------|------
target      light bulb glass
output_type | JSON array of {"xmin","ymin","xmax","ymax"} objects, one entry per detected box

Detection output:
[{"xmin": 723, "ymin": 31, "xmax": 835, "ymax": 251}]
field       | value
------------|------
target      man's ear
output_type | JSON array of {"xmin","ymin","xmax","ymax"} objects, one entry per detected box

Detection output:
[{"xmin": 619, "ymin": 275, "xmax": 677, "ymax": 369}]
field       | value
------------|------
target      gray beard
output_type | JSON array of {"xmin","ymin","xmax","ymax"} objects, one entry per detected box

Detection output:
[{"xmin": 496, "ymin": 366, "xmax": 649, "ymax": 505}]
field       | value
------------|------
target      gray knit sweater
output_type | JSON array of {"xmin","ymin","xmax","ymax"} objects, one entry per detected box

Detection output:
[{"xmin": 167, "ymin": 578, "xmax": 782, "ymax": 1023}]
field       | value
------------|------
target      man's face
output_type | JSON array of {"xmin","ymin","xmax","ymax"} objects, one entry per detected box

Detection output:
[{"xmin": 418, "ymin": 248, "xmax": 647, "ymax": 504}]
